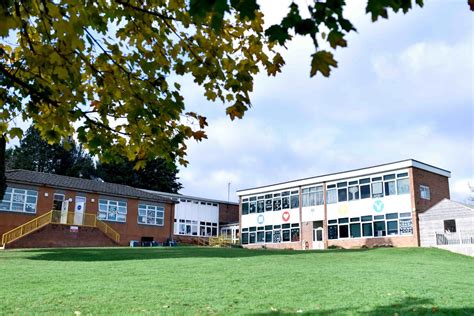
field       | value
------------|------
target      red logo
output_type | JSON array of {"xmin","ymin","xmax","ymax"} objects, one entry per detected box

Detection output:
[{"xmin": 282, "ymin": 211, "xmax": 290, "ymax": 222}]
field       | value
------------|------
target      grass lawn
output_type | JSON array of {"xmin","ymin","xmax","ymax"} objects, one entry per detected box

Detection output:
[{"xmin": 0, "ymin": 247, "xmax": 473, "ymax": 315}]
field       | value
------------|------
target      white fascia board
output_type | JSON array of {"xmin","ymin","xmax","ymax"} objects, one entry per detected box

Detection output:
[{"xmin": 237, "ymin": 159, "xmax": 451, "ymax": 197}]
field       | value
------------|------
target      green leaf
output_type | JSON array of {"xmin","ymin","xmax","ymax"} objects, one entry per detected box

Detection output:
[
  {"xmin": 310, "ymin": 51, "xmax": 338, "ymax": 77},
  {"xmin": 8, "ymin": 127, "xmax": 23, "ymax": 140},
  {"xmin": 265, "ymin": 25, "xmax": 291, "ymax": 45}
]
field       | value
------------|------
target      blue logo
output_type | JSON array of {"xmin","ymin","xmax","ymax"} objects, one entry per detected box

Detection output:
[
  {"xmin": 257, "ymin": 214, "xmax": 264, "ymax": 224},
  {"xmin": 77, "ymin": 205, "xmax": 82, "ymax": 211},
  {"xmin": 373, "ymin": 200, "xmax": 384, "ymax": 213}
]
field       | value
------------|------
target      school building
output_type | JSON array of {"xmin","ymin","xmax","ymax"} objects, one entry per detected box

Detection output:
[
  {"xmin": 237, "ymin": 159, "xmax": 451, "ymax": 250},
  {"xmin": 0, "ymin": 170, "xmax": 238, "ymax": 249}
]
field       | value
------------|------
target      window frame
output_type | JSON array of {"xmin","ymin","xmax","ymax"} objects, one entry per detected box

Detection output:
[{"xmin": 137, "ymin": 203, "xmax": 165, "ymax": 227}]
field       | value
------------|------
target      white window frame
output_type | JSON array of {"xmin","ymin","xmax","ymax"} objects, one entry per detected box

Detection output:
[
  {"xmin": 98, "ymin": 199, "xmax": 127, "ymax": 223},
  {"xmin": 420, "ymin": 185, "xmax": 430, "ymax": 200},
  {"xmin": 0, "ymin": 187, "xmax": 38, "ymax": 214},
  {"xmin": 137, "ymin": 204, "xmax": 165, "ymax": 226}
]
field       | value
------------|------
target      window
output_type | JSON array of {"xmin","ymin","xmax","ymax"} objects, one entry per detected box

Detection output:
[
  {"xmin": 281, "ymin": 192, "xmax": 290, "ymax": 209},
  {"xmin": 444, "ymin": 219, "xmax": 456, "ymax": 233},
  {"xmin": 291, "ymin": 194, "xmax": 299, "ymax": 209},
  {"xmin": 265, "ymin": 195, "xmax": 273, "ymax": 211},
  {"xmin": 387, "ymin": 220, "xmax": 398, "ymax": 235},
  {"xmin": 0, "ymin": 187, "xmax": 38, "ymax": 214},
  {"xmin": 257, "ymin": 198, "xmax": 265, "ymax": 213},
  {"xmin": 242, "ymin": 200, "xmax": 249, "ymax": 215},
  {"xmin": 241, "ymin": 223, "xmax": 299, "ymax": 244},
  {"xmin": 371, "ymin": 181, "xmax": 384, "ymax": 198},
  {"xmin": 360, "ymin": 178, "xmax": 371, "ymax": 199},
  {"xmin": 397, "ymin": 174, "xmax": 410, "ymax": 195},
  {"xmin": 420, "ymin": 185, "xmax": 430, "ymax": 200},
  {"xmin": 291, "ymin": 227, "xmax": 300, "ymax": 242},
  {"xmin": 384, "ymin": 174, "xmax": 396, "ymax": 196},
  {"xmin": 98, "ymin": 199, "xmax": 127, "ymax": 222},
  {"xmin": 337, "ymin": 182, "xmax": 347, "ymax": 202},
  {"xmin": 326, "ymin": 185, "xmax": 337, "ymax": 204},
  {"xmin": 350, "ymin": 223, "xmax": 361, "ymax": 238},
  {"xmin": 362, "ymin": 223, "xmax": 373, "ymax": 237},
  {"xmin": 249, "ymin": 197, "xmax": 257, "ymax": 213},
  {"xmin": 328, "ymin": 225, "xmax": 338, "ymax": 239},
  {"xmin": 138, "ymin": 204, "xmax": 164, "ymax": 226},
  {"xmin": 348, "ymin": 182, "xmax": 359, "ymax": 201},
  {"xmin": 373, "ymin": 221, "xmax": 386, "ymax": 237},
  {"xmin": 53, "ymin": 193, "xmax": 65, "ymax": 211},
  {"xmin": 302, "ymin": 186, "xmax": 323, "ymax": 207}
]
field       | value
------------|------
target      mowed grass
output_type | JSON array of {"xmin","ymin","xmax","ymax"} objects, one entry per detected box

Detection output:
[{"xmin": 0, "ymin": 247, "xmax": 473, "ymax": 315}]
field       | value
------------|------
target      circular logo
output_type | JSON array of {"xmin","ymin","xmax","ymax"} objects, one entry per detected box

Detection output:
[
  {"xmin": 373, "ymin": 200, "xmax": 384, "ymax": 213},
  {"xmin": 282, "ymin": 211, "xmax": 290, "ymax": 222},
  {"xmin": 257, "ymin": 214, "xmax": 264, "ymax": 224},
  {"xmin": 77, "ymin": 205, "xmax": 82, "ymax": 211}
]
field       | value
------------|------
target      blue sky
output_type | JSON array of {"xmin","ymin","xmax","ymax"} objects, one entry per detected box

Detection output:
[{"xmin": 178, "ymin": 0, "xmax": 473, "ymax": 203}]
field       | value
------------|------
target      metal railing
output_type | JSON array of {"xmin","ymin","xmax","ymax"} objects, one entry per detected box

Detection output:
[
  {"xmin": 208, "ymin": 236, "xmax": 234, "ymax": 247},
  {"xmin": 436, "ymin": 231, "xmax": 474, "ymax": 245},
  {"xmin": 1, "ymin": 210, "xmax": 120, "ymax": 246}
]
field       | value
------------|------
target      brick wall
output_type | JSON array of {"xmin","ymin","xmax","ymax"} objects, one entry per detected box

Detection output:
[
  {"xmin": 219, "ymin": 203, "xmax": 239, "ymax": 224},
  {"xmin": 1, "ymin": 183, "xmax": 175, "ymax": 247},
  {"xmin": 328, "ymin": 235, "xmax": 418, "ymax": 249},
  {"xmin": 411, "ymin": 167, "xmax": 450, "ymax": 213},
  {"xmin": 6, "ymin": 224, "xmax": 117, "ymax": 249},
  {"xmin": 244, "ymin": 241, "xmax": 301, "ymax": 250}
]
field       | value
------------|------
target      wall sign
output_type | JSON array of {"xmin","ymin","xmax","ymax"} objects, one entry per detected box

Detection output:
[
  {"xmin": 373, "ymin": 200, "xmax": 384, "ymax": 213},
  {"xmin": 257, "ymin": 214, "xmax": 264, "ymax": 224},
  {"xmin": 282, "ymin": 211, "xmax": 290, "ymax": 222}
]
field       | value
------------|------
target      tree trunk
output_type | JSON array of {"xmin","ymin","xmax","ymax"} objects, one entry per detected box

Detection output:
[{"xmin": 0, "ymin": 135, "xmax": 6, "ymax": 201}]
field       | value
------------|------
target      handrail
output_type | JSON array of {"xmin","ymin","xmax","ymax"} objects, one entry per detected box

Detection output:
[
  {"xmin": 1, "ymin": 210, "xmax": 120, "ymax": 246},
  {"xmin": 1, "ymin": 210, "xmax": 54, "ymax": 245}
]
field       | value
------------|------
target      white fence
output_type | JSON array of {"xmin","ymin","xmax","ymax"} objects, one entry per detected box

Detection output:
[{"xmin": 436, "ymin": 231, "xmax": 474, "ymax": 245}]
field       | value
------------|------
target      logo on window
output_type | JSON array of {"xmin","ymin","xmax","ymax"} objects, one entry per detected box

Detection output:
[
  {"xmin": 373, "ymin": 200, "xmax": 384, "ymax": 213},
  {"xmin": 257, "ymin": 214, "xmax": 264, "ymax": 224}
]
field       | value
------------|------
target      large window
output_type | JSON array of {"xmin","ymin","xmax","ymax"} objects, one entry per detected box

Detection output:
[
  {"xmin": 0, "ymin": 187, "xmax": 38, "ymax": 214},
  {"xmin": 302, "ymin": 185, "xmax": 323, "ymax": 207},
  {"xmin": 328, "ymin": 212, "xmax": 413, "ymax": 240},
  {"xmin": 397, "ymin": 173, "xmax": 410, "ymax": 194},
  {"xmin": 138, "ymin": 204, "xmax": 164, "ymax": 226},
  {"xmin": 98, "ymin": 199, "xmax": 127, "ymax": 222},
  {"xmin": 337, "ymin": 182, "xmax": 348, "ymax": 202},
  {"xmin": 241, "ymin": 223, "xmax": 300, "ymax": 244}
]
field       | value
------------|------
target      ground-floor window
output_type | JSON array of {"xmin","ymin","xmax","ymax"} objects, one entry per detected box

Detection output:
[
  {"xmin": 328, "ymin": 212, "xmax": 412, "ymax": 240},
  {"xmin": 241, "ymin": 223, "xmax": 300, "ymax": 245},
  {"xmin": 174, "ymin": 219, "xmax": 218, "ymax": 237}
]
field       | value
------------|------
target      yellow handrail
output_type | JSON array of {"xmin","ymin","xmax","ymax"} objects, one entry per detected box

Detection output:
[
  {"xmin": 1, "ymin": 210, "xmax": 54, "ymax": 245},
  {"xmin": 1, "ymin": 210, "xmax": 120, "ymax": 245}
]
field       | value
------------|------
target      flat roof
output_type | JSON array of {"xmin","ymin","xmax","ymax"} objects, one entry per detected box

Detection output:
[
  {"xmin": 237, "ymin": 159, "xmax": 451, "ymax": 196},
  {"xmin": 141, "ymin": 189, "xmax": 239, "ymax": 206}
]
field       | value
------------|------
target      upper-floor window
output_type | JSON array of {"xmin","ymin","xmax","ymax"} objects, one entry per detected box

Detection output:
[
  {"xmin": 98, "ymin": 199, "xmax": 127, "ymax": 222},
  {"xmin": 53, "ymin": 193, "xmax": 65, "ymax": 211},
  {"xmin": 0, "ymin": 187, "xmax": 38, "ymax": 214},
  {"xmin": 138, "ymin": 204, "xmax": 164, "ymax": 226},
  {"xmin": 444, "ymin": 219, "xmax": 456, "ymax": 232},
  {"xmin": 420, "ymin": 185, "xmax": 430, "ymax": 200},
  {"xmin": 302, "ymin": 186, "xmax": 323, "ymax": 207}
]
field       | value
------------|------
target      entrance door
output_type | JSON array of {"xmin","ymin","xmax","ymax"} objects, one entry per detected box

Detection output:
[
  {"xmin": 313, "ymin": 227, "xmax": 324, "ymax": 249},
  {"xmin": 74, "ymin": 196, "xmax": 86, "ymax": 225}
]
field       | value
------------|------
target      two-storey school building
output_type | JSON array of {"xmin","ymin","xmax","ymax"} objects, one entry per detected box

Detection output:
[{"xmin": 237, "ymin": 160, "xmax": 451, "ymax": 250}]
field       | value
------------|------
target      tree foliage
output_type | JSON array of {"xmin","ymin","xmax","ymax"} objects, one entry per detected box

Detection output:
[
  {"xmin": 97, "ymin": 156, "xmax": 182, "ymax": 193},
  {"xmin": 4, "ymin": 0, "xmax": 463, "ymax": 199},
  {"xmin": 8, "ymin": 126, "xmax": 97, "ymax": 178}
]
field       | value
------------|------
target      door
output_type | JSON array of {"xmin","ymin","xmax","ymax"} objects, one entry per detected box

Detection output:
[
  {"xmin": 60, "ymin": 200, "xmax": 69, "ymax": 224},
  {"xmin": 74, "ymin": 196, "xmax": 86, "ymax": 225},
  {"xmin": 313, "ymin": 227, "xmax": 324, "ymax": 249}
]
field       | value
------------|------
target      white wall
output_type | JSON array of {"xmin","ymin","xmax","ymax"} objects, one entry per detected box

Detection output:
[
  {"xmin": 241, "ymin": 208, "xmax": 300, "ymax": 228},
  {"xmin": 174, "ymin": 201, "xmax": 219, "ymax": 223},
  {"xmin": 327, "ymin": 194, "xmax": 412, "ymax": 220}
]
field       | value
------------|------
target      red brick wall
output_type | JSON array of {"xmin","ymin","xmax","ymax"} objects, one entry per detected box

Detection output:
[
  {"xmin": 219, "ymin": 203, "xmax": 239, "ymax": 224},
  {"xmin": 6, "ymin": 224, "xmax": 117, "ymax": 249},
  {"xmin": 301, "ymin": 221, "xmax": 313, "ymax": 249},
  {"xmin": 1, "ymin": 183, "xmax": 175, "ymax": 247},
  {"xmin": 328, "ymin": 235, "xmax": 418, "ymax": 248},
  {"xmin": 411, "ymin": 167, "xmax": 450, "ymax": 213},
  {"xmin": 245, "ymin": 242, "xmax": 301, "ymax": 250}
]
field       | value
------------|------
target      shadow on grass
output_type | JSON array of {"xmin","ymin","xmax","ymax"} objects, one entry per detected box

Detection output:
[
  {"xmin": 21, "ymin": 246, "xmax": 375, "ymax": 262},
  {"xmin": 253, "ymin": 297, "xmax": 474, "ymax": 315}
]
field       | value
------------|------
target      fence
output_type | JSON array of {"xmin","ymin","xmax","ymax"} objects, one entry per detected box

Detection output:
[{"xmin": 436, "ymin": 231, "xmax": 474, "ymax": 245}]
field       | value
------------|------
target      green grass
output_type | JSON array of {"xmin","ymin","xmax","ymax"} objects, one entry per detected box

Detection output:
[{"xmin": 1, "ymin": 247, "xmax": 473, "ymax": 315}]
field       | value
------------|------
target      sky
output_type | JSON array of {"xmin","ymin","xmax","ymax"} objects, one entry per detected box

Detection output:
[{"xmin": 177, "ymin": 0, "xmax": 473, "ymax": 203}]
